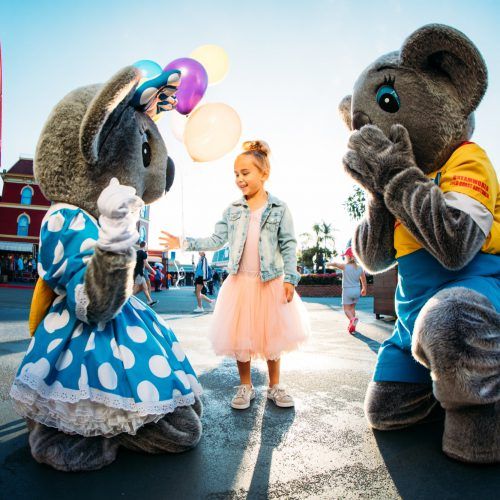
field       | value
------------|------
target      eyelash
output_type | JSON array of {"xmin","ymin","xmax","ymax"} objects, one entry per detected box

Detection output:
[{"xmin": 383, "ymin": 74, "xmax": 396, "ymax": 86}]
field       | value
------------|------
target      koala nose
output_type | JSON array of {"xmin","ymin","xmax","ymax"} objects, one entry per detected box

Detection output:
[
  {"xmin": 352, "ymin": 111, "xmax": 372, "ymax": 130},
  {"xmin": 165, "ymin": 157, "xmax": 175, "ymax": 192}
]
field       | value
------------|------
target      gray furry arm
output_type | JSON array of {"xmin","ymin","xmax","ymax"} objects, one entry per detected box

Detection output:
[
  {"xmin": 353, "ymin": 196, "xmax": 397, "ymax": 273},
  {"xmin": 384, "ymin": 167, "xmax": 485, "ymax": 270},
  {"xmin": 83, "ymin": 247, "xmax": 135, "ymax": 323}
]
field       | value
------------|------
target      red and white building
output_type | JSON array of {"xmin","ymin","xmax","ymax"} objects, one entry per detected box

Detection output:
[{"xmin": 0, "ymin": 158, "xmax": 50, "ymax": 279}]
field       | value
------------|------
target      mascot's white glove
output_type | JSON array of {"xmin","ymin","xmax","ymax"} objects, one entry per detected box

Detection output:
[{"xmin": 96, "ymin": 178, "xmax": 144, "ymax": 254}]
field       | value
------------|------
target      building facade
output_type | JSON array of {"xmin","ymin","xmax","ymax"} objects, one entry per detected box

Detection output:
[{"xmin": 0, "ymin": 158, "xmax": 51, "ymax": 280}]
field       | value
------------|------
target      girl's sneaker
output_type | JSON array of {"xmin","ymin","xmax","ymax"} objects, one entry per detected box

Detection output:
[
  {"xmin": 231, "ymin": 384, "xmax": 255, "ymax": 410},
  {"xmin": 267, "ymin": 384, "xmax": 295, "ymax": 408},
  {"xmin": 348, "ymin": 317, "xmax": 358, "ymax": 334}
]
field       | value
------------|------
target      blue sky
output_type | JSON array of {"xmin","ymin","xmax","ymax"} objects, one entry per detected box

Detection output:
[{"xmin": 1, "ymin": 0, "xmax": 499, "ymax": 258}]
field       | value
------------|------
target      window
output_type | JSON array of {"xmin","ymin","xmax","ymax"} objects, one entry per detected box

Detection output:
[
  {"xmin": 21, "ymin": 186, "xmax": 33, "ymax": 205},
  {"xmin": 17, "ymin": 215, "xmax": 30, "ymax": 236},
  {"xmin": 139, "ymin": 226, "xmax": 147, "ymax": 242}
]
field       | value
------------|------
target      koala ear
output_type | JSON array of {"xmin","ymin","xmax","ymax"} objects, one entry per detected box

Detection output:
[
  {"xmin": 80, "ymin": 66, "xmax": 141, "ymax": 165},
  {"xmin": 338, "ymin": 95, "xmax": 353, "ymax": 130},
  {"xmin": 400, "ymin": 24, "xmax": 487, "ymax": 115}
]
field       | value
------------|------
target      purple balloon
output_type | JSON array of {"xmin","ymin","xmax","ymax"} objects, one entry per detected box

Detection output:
[{"xmin": 164, "ymin": 57, "xmax": 208, "ymax": 115}]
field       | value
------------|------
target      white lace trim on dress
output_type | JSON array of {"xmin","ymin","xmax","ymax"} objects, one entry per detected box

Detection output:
[{"xmin": 10, "ymin": 374, "xmax": 203, "ymax": 437}]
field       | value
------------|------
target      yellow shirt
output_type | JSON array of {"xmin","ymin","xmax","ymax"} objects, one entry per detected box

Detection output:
[{"xmin": 394, "ymin": 142, "xmax": 500, "ymax": 258}]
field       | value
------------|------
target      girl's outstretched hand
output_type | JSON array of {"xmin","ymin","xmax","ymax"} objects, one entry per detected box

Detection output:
[
  {"xmin": 160, "ymin": 230, "xmax": 180, "ymax": 250},
  {"xmin": 283, "ymin": 282, "xmax": 295, "ymax": 303}
]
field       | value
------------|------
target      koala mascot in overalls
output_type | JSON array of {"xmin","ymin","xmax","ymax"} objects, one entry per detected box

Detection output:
[
  {"xmin": 339, "ymin": 24, "xmax": 499, "ymax": 463},
  {"xmin": 10, "ymin": 67, "xmax": 203, "ymax": 471}
]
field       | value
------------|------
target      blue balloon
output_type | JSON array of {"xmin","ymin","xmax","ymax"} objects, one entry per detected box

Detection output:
[{"xmin": 132, "ymin": 60, "xmax": 163, "ymax": 79}]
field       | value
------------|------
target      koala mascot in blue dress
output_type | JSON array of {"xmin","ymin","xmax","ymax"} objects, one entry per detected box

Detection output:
[
  {"xmin": 340, "ymin": 24, "xmax": 499, "ymax": 463},
  {"xmin": 10, "ymin": 67, "xmax": 203, "ymax": 471}
]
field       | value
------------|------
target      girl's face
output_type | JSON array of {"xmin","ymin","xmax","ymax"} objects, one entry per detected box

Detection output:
[{"xmin": 234, "ymin": 155, "xmax": 268, "ymax": 197}]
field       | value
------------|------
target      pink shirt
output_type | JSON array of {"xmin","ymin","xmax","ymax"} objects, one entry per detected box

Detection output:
[{"xmin": 239, "ymin": 206, "xmax": 265, "ymax": 275}]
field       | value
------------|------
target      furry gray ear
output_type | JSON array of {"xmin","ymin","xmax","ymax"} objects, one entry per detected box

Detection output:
[
  {"xmin": 339, "ymin": 95, "xmax": 353, "ymax": 130},
  {"xmin": 80, "ymin": 66, "xmax": 141, "ymax": 165},
  {"xmin": 400, "ymin": 24, "xmax": 487, "ymax": 115}
]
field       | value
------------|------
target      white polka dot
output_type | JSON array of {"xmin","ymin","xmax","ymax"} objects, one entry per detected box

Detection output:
[
  {"xmin": 26, "ymin": 336, "xmax": 35, "ymax": 355},
  {"xmin": 53, "ymin": 240, "xmax": 64, "ymax": 265},
  {"xmin": 157, "ymin": 315, "xmax": 168, "ymax": 328},
  {"xmin": 156, "ymin": 341, "xmax": 167, "ymax": 357},
  {"xmin": 137, "ymin": 380, "xmax": 159, "ymax": 402},
  {"xmin": 69, "ymin": 212, "xmax": 86, "ymax": 231},
  {"xmin": 126, "ymin": 325, "xmax": 147, "ymax": 343},
  {"xmin": 52, "ymin": 259, "xmax": 68, "ymax": 279},
  {"xmin": 119, "ymin": 344, "xmax": 135, "ymax": 369},
  {"xmin": 149, "ymin": 355, "xmax": 171, "ymax": 378},
  {"xmin": 47, "ymin": 212, "xmax": 65, "ymax": 232},
  {"xmin": 187, "ymin": 374, "xmax": 200, "ymax": 392},
  {"xmin": 47, "ymin": 338, "xmax": 63, "ymax": 353},
  {"xmin": 97, "ymin": 321, "xmax": 106, "ymax": 331},
  {"xmin": 37, "ymin": 262, "xmax": 46, "ymax": 279},
  {"xmin": 85, "ymin": 332, "xmax": 95, "ymax": 351},
  {"xmin": 132, "ymin": 309, "xmax": 142, "ymax": 321},
  {"xmin": 174, "ymin": 370, "xmax": 191, "ymax": 390},
  {"xmin": 78, "ymin": 365, "xmax": 88, "ymax": 390},
  {"xmin": 44, "ymin": 309, "xmax": 70, "ymax": 333},
  {"xmin": 20, "ymin": 358, "xmax": 50, "ymax": 380},
  {"xmin": 72, "ymin": 323, "xmax": 84, "ymax": 339},
  {"xmin": 55, "ymin": 350, "xmax": 73, "ymax": 371},
  {"xmin": 130, "ymin": 295, "xmax": 147, "ymax": 310},
  {"xmin": 49, "ymin": 380, "xmax": 64, "ymax": 392},
  {"xmin": 172, "ymin": 389, "xmax": 182, "ymax": 399},
  {"xmin": 171, "ymin": 342, "xmax": 186, "ymax": 362},
  {"xmin": 82, "ymin": 255, "xmax": 92, "ymax": 264},
  {"xmin": 80, "ymin": 238, "xmax": 96, "ymax": 253},
  {"xmin": 98, "ymin": 362, "xmax": 118, "ymax": 390},
  {"xmin": 152, "ymin": 322, "xmax": 162, "ymax": 336},
  {"xmin": 53, "ymin": 293, "xmax": 66, "ymax": 306},
  {"xmin": 110, "ymin": 338, "xmax": 121, "ymax": 359}
]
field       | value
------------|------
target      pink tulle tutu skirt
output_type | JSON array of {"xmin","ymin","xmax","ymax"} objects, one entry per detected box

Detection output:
[{"xmin": 209, "ymin": 273, "xmax": 310, "ymax": 361}]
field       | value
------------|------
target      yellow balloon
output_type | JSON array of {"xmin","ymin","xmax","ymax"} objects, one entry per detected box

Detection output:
[
  {"xmin": 190, "ymin": 45, "xmax": 229, "ymax": 85},
  {"xmin": 184, "ymin": 103, "xmax": 242, "ymax": 162}
]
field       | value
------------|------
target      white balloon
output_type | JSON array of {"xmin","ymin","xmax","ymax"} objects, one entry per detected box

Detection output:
[
  {"xmin": 190, "ymin": 45, "xmax": 229, "ymax": 85},
  {"xmin": 169, "ymin": 111, "xmax": 188, "ymax": 142},
  {"xmin": 184, "ymin": 103, "xmax": 242, "ymax": 162}
]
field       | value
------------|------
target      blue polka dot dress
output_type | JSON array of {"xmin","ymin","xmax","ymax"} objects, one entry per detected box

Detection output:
[{"xmin": 10, "ymin": 204, "xmax": 202, "ymax": 437}]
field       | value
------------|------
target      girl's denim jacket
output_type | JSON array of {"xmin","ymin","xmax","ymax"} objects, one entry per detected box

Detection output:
[{"xmin": 183, "ymin": 193, "xmax": 301, "ymax": 285}]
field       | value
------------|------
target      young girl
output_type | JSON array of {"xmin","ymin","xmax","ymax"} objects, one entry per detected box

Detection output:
[
  {"xmin": 161, "ymin": 140, "xmax": 310, "ymax": 409},
  {"xmin": 330, "ymin": 247, "xmax": 367, "ymax": 333}
]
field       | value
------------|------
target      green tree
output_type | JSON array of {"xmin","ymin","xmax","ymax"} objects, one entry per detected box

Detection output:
[{"xmin": 344, "ymin": 186, "xmax": 366, "ymax": 221}]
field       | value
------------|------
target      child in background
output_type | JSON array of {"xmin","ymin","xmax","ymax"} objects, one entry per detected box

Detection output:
[
  {"xmin": 161, "ymin": 140, "xmax": 310, "ymax": 409},
  {"xmin": 330, "ymin": 247, "xmax": 367, "ymax": 333}
]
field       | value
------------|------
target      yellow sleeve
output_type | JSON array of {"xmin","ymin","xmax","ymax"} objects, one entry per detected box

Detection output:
[{"xmin": 440, "ymin": 144, "xmax": 498, "ymax": 214}]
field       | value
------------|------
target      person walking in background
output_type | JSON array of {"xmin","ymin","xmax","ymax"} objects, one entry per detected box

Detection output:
[
  {"xmin": 161, "ymin": 140, "xmax": 310, "ymax": 410},
  {"xmin": 153, "ymin": 264, "xmax": 163, "ymax": 292},
  {"xmin": 133, "ymin": 241, "xmax": 158, "ymax": 306},
  {"xmin": 191, "ymin": 252, "xmax": 215, "ymax": 313},
  {"xmin": 330, "ymin": 247, "xmax": 367, "ymax": 333}
]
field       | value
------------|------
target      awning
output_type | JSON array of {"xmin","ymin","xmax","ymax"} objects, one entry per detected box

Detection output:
[{"xmin": 0, "ymin": 241, "xmax": 36, "ymax": 253}]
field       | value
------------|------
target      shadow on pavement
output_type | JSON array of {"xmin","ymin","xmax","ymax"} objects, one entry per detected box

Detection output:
[
  {"xmin": 0, "ymin": 338, "xmax": 30, "ymax": 357},
  {"xmin": 351, "ymin": 331, "xmax": 381, "ymax": 354},
  {"xmin": 373, "ymin": 420, "xmax": 500, "ymax": 499},
  {"xmin": 0, "ymin": 359, "xmax": 269, "ymax": 500},
  {"xmin": 247, "ymin": 401, "xmax": 295, "ymax": 498}
]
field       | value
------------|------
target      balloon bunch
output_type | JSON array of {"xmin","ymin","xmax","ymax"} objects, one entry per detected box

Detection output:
[{"xmin": 133, "ymin": 45, "xmax": 241, "ymax": 162}]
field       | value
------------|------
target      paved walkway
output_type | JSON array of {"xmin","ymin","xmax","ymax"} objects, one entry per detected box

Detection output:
[{"xmin": 0, "ymin": 287, "xmax": 498, "ymax": 499}]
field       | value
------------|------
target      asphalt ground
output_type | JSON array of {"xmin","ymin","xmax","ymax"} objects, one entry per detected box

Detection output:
[{"xmin": 0, "ymin": 286, "xmax": 498, "ymax": 499}]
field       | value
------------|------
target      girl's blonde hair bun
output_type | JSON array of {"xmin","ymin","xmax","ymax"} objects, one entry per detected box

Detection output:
[{"xmin": 242, "ymin": 140, "xmax": 271, "ymax": 156}]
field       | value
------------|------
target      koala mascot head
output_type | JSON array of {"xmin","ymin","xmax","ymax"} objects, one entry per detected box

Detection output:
[
  {"xmin": 340, "ymin": 24, "xmax": 500, "ymax": 465},
  {"xmin": 35, "ymin": 66, "xmax": 175, "ymax": 218},
  {"xmin": 11, "ymin": 67, "xmax": 203, "ymax": 472},
  {"xmin": 339, "ymin": 24, "xmax": 486, "ymax": 173}
]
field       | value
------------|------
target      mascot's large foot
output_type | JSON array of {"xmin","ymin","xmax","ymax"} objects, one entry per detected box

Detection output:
[
  {"xmin": 117, "ymin": 397, "xmax": 203, "ymax": 454},
  {"xmin": 443, "ymin": 403, "xmax": 499, "ymax": 464},
  {"xmin": 364, "ymin": 381, "xmax": 439, "ymax": 430},
  {"xmin": 28, "ymin": 420, "xmax": 119, "ymax": 471},
  {"xmin": 413, "ymin": 287, "xmax": 500, "ymax": 463}
]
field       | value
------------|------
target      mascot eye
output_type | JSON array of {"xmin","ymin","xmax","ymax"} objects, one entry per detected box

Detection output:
[
  {"xmin": 142, "ymin": 142, "xmax": 151, "ymax": 167},
  {"xmin": 376, "ymin": 85, "xmax": 400, "ymax": 113}
]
